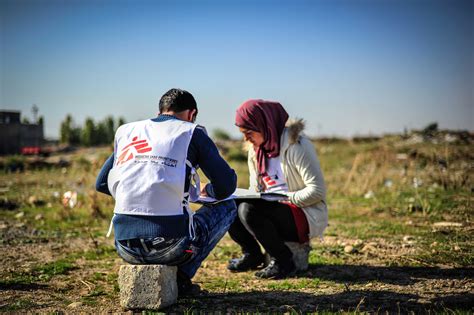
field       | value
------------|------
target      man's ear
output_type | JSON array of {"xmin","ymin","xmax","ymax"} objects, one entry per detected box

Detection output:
[{"xmin": 189, "ymin": 109, "xmax": 197, "ymax": 122}]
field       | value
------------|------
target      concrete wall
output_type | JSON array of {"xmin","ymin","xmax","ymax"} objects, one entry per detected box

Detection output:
[
  {"xmin": 0, "ymin": 123, "xmax": 44, "ymax": 155},
  {"xmin": 0, "ymin": 124, "xmax": 22, "ymax": 155},
  {"xmin": 0, "ymin": 111, "xmax": 21, "ymax": 124},
  {"xmin": 20, "ymin": 124, "xmax": 44, "ymax": 147}
]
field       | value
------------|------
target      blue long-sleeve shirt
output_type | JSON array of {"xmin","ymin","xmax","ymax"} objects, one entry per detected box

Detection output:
[{"xmin": 95, "ymin": 114, "xmax": 237, "ymax": 240}]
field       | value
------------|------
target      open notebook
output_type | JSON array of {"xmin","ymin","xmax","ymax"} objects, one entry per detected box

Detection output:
[{"xmin": 195, "ymin": 188, "xmax": 289, "ymax": 204}]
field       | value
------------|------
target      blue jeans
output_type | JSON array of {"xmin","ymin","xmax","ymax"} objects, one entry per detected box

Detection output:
[{"xmin": 115, "ymin": 200, "xmax": 237, "ymax": 279}]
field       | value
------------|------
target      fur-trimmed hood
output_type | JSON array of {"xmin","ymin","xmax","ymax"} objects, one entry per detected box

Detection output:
[{"xmin": 285, "ymin": 118, "xmax": 305, "ymax": 145}]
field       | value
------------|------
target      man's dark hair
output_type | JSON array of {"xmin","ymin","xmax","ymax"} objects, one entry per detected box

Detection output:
[{"xmin": 159, "ymin": 88, "xmax": 197, "ymax": 114}]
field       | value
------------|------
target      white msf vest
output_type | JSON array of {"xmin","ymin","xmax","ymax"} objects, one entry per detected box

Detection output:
[{"xmin": 106, "ymin": 119, "xmax": 200, "ymax": 238}]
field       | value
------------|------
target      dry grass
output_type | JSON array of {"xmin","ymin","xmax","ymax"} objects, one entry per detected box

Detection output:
[{"xmin": 0, "ymin": 137, "xmax": 473, "ymax": 313}]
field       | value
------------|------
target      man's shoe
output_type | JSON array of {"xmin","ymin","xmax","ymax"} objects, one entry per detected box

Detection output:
[
  {"xmin": 227, "ymin": 253, "xmax": 265, "ymax": 272},
  {"xmin": 177, "ymin": 270, "xmax": 201, "ymax": 297},
  {"xmin": 254, "ymin": 258, "xmax": 296, "ymax": 279}
]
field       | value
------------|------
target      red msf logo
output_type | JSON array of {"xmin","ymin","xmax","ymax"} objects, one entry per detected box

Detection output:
[
  {"xmin": 116, "ymin": 136, "xmax": 152, "ymax": 165},
  {"xmin": 262, "ymin": 174, "xmax": 277, "ymax": 187}
]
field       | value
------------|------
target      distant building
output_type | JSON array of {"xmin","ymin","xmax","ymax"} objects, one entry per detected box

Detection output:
[{"xmin": 0, "ymin": 110, "xmax": 44, "ymax": 155}]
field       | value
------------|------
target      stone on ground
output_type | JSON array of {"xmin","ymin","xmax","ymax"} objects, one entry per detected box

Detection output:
[
  {"xmin": 285, "ymin": 242, "xmax": 311, "ymax": 271},
  {"xmin": 265, "ymin": 242, "xmax": 311, "ymax": 271},
  {"xmin": 118, "ymin": 264, "xmax": 177, "ymax": 310}
]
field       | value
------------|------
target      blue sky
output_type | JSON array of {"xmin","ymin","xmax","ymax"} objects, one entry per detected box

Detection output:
[{"xmin": 1, "ymin": 0, "xmax": 472, "ymax": 139}]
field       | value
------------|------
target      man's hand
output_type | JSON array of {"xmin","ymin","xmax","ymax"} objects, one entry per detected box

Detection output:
[{"xmin": 200, "ymin": 183, "xmax": 209, "ymax": 197}]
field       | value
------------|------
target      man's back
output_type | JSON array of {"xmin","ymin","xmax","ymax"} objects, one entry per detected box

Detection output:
[
  {"xmin": 96, "ymin": 88, "xmax": 237, "ymax": 297},
  {"xmin": 110, "ymin": 118, "xmax": 197, "ymax": 216},
  {"xmin": 97, "ymin": 114, "xmax": 237, "ymax": 241}
]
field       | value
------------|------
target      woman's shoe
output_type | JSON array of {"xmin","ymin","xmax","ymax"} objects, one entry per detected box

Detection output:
[
  {"xmin": 227, "ymin": 253, "xmax": 265, "ymax": 272},
  {"xmin": 255, "ymin": 258, "xmax": 296, "ymax": 279}
]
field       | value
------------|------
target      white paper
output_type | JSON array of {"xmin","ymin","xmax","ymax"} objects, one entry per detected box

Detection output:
[{"xmin": 194, "ymin": 188, "xmax": 288, "ymax": 204}]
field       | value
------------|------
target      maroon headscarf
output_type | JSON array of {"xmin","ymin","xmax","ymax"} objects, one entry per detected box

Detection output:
[{"xmin": 235, "ymin": 99, "xmax": 289, "ymax": 176}]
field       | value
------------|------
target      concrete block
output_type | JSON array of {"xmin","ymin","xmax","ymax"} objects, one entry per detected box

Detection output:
[
  {"xmin": 118, "ymin": 264, "xmax": 178, "ymax": 310},
  {"xmin": 264, "ymin": 242, "xmax": 311, "ymax": 271},
  {"xmin": 285, "ymin": 242, "xmax": 311, "ymax": 271}
]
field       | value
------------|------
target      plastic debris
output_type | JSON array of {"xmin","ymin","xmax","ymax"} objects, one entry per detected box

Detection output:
[
  {"xmin": 444, "ymin": 134, "xmax": 458, "ymax": 143},
  {"xmin": 413, "ymin": 177, "xmax": 423, "ymax": 188},
  {"xmin": 62, "ymin": 191, "xmax": 78, "ymax": 208},
  {"xmin": 384, "ymin": 179, "xmax": 393, "ymax": 188},
  {"xmin": 432, "ymin": 222, "xmax": 463, "ymax": 228},
  {"xmin": 396, "ymin": 153, "xmax": 408, "ymax": 160},
  {"xmin": 15, "ymin": 211, "xmax": 25, "ymax": 219},
  {"xmin": 364, "ymin": 190, "xmax": 375, "ymax": 199}
]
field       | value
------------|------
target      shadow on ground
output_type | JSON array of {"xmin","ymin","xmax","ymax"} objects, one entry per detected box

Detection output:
[
  {"xmin": 304, "ymin": 264, "xmax": 474, "ymax": 285},
  {"xmin": 170, "ymin": 290, "xmax": 474, "ymax": 313},
  {"xmin": 165, "ymin": 264, "xmax": 474, "ymax": 313},
  {"xmin": 0, "ymin": 283, "xmax": 49, "ymax": 291}
]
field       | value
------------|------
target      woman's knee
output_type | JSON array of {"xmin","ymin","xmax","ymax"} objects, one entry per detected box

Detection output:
[{"xmin": 238, "ymin": 202, "xmax": 260, "ymax": 225}]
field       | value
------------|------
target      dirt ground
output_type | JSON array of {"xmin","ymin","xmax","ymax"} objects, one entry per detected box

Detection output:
[
  {"xmin": 1, "ymin": 219, "xmax": 472, "ymax": 313},
  {"xmin": 1, "ymin": 140, "xmax": 472, "ymax": 313}
]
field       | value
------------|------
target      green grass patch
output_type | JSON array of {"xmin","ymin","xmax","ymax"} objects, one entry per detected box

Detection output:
[
  {"xmin": 66, "ymin": 245, "xmax": 116, "ymax": 262},
  {"xmin": 210, "ymin": 243, "xmax": 241, "ymax": 262},
  {"xmin": 0, "ymin": 258, "xmax": 76, "ymax": 285},
  {"xmin": 81, "ymin": 285, "xmax": 107, "ymax": 305},
  {"xmin": 266, "ymin": 278, "xmax": 321, "ymax": 290},
  {"xmin": 0, "ymin": 273, "xmax": 36, "ymax": 286},
  {"xmin": 203, "ymin": 278, "xmax": 244, "ymax": 292},
  {"xmin": 33, "ymin": 259, "xmax": 76, "ymax": 281},
  {"xmin": 309, "ymin": 247, "xmax": 344, "ymax": 265},
  {"xmin": 91, "ymin": 272, "xmax": 106, "ymax": 282}
]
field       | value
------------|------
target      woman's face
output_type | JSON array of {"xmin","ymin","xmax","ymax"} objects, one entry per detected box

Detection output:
[{"xmin": 239, "ymin": 127, "xmax": 265, "ymax": 146}]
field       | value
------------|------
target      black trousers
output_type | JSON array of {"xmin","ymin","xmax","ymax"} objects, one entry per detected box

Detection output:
[{"xmin": 228, "ymin": 199, "xmax": 299, "ymax": 262}]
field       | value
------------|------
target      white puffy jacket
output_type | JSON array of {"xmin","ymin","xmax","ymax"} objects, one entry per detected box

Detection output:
[{"xmin": 247, "ymin": 119, "xmax": 328, "ymax": 239}]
